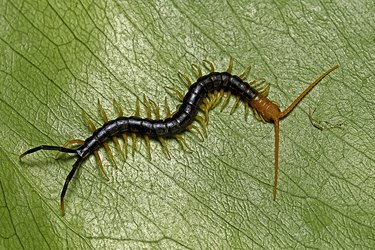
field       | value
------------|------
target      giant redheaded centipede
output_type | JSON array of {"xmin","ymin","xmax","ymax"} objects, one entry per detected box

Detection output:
[{"xmin": 20, "ymin": 59, "xmax": 338, "ymax": 215}]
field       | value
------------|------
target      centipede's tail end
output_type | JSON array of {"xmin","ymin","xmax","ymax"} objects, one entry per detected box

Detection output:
[
  {"xmin": 19, "ymin": 147, "xmax": 43, "ymax": 160},
  {"xmin": 19, "ymin": 145, "xmax": 79, "ymax": 161},
  {"xmin": 19, "ymin": 152, "xmax": 27, "ymax": 160},
  {"xmin": 60, "ymin": 197, "xmax": 65, "ymax": 216},
  {"xmin": 19, "ymin": 147, "xmax": 39, "ymax": 160}
]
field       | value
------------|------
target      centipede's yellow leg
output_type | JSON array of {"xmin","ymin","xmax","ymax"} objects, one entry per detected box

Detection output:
[
  {"xmin": 149, "ymin": 99, "xmax": 161, "ymax": 119},
  {"xmin": 131, "ymin": 133, "xmax": 137, "ymax": 158},
  {"xmin": 244, "ymin": 102, "xmax": 249, "ymax": 121},
  {"xmin": 239, "ymin": 66, "xmax": 251, "ymax": 80},
  {"xmin": 166, "ymin": 87, "xmax": 184, "ymax": 102},
  {"xmin": 221, "ymin": 91, "xmax": 231, "ymax": 112},
  {"xmin": 178, "ymin": 72, "xmax": 192, "ymax": 88},
  {"xmin": 122, "ymin": 134, "xmax": 128, "ymax": 159},
  {"xmin": 134, "ymin": 97, "xmax": 140, "ymax": 116},
  {"xmin": 144, "ymin": 135, "xmax": 151, "ymax": 160},
  {"xmin": 98, "ymin": 99, "xmax": 108, "ymax": 122},
  {"xmin": 158, "ymin": 137, "xmax": 171, "ymax": 160},
  {"xmin": 203, "ymin": 60, "xmax": 215, "ymax": 73},
  {"xmin": 174, "ymin": 134, "xmax": 192, "ymax": 152},
  {"xmin": 103, "ymin": 142, "xmax": 116, "ymax": 167},
  {"xmin": 187, "ymin": 124, "xmax": 204, "ymax": 141},
  {"xmin": 164, "ymin": 97, "xmax": 172, "ymax": 118},
  {"xmin": 56, "ymin": 139, "xmax": 85, "ymax": 159},
  {"xmin": 114, "ymin": 99, "xmax": 129, "ymax": 158},
  {"xmin": 192, "ymin": 64, "xmax": 202, "ymax": 77},
  {"xmin": 211, "ymin": 90, "xmax": 221, "ymax": 108},
  {"xmin": 93, "ymin": 150, "xmax": 108, "ymax": 179},
  {"xmin": 194, "ymin": 115, "xmax": 207, "ymax": 137},
  {"xmin": 143, "ymin": 95, "xmax": 152, "ymax": 118},
  {"xmin": 230, "ymin": 96, "xmax": 241, "ymax": 115},
  {"xmin": 82, "ymin": 112, "xmax": 96, "ymax": 132},
  {"xmin": 226, "ymin": 57, "xmax": 234, "ymax": 74}
]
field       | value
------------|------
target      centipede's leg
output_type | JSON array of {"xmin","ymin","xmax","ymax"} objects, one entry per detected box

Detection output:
[
  {"xmin": 56, "ymin": 139, "xmax": 85, "ymax": 159},
  {"xmin": 187, "ymin": 124, "xmax": 204, "ymax": 141},
  {"xmin": 83, "ymin": 107, "xmax": 111, "ymax": 174},
  {"xmin": 212, "ymin": 90, "xmax": 221, "ymax": 108},
  {"xmin": 158, "ymin": 137, "xmax": 171, "ymax": 160},
  {"xmin": 134, "ymin": 97, "xmax": 140, "ymax": 116},
  {"xmin": 192, "ymin": 63, "xmax": 202, "ymax": 78},
  {"xmin": 122, "ymin": 134, "xmax": 128, "ymax": 159},
  {"xmin": 164, "ymin": 97, "xmax": 172, "ymax": 118},
  {"xmin": 103, "ymin": 143, "xmax": 116, "ymax": 167},
  {"xmin": 203, "ymin": 60, "xmax": 215, "ymax": 73},
  {"xmin": 206, "ymin": 92, "xmax": 218, "ymax": 111},
  {"xmin": 114, "ymin": 100, "xmax": 129, "ymax": 159},
  {"xmin": 131, "ymin": 133, "xmax": 137, "ymax": 157},
  {"xmin": 19, "ymin": 145, "xmax": 77, "ymax": 159},
  {"xmin": 178, "ymin": 72, "xmax": 192, "ymax": 88},
  {"xmin": 174, "ymin": 134, "xmax": 192, "ymax": 152},
  {"xmin": 257, "ymin": 81, "xmax": 270, "ymax": 97},
  {"xmin": 97, "ymin": 100, "xmax": 116, "ymax": 166},
  {"xmin": 194, "ymin": 115, "xmax": 207, "ymax": 137},
  {"xmin": 149, "ymin": 99, "xmax": 161, "ymax": 120},
  {"xmin": 226, "ymin": 57, "xmax": 234, "ymax": 73},
  {"xmin": 82, "ymin": 111, "xmax": 96, "ymax": 132},
  {"xmin": 143, "ymin": 96, "xmax": 153, "ymax": 160},
  {"xmin": 252, "ymin": 108, "xmax": 266, "ymax": 122},
  {"xmin": 239, "ymin": 66, "xmax": 251, "ymax": 80},
  {"xmin": 97, "ymin": 99, "xmax": 108, "ymax": 122},
  {"xmin": 166, "ymin": 86, "xmax": 184, "ymax": 102},
  {"xmin": 244, "ymin": 102, "xmax": 249, "ymax": 121},
  {"xmin": 214, "ymin": 89, "xmax": 225, "ymax": 108},
  {"xmin": 108, "ymin": 100, "xmax": 124, "ymax": 159},
  {"xmin": 221, "ymin": 91, "xmax": 231, "ymax": 112},
  {"xmin": 144, "ymin": 136, "xmax": 151, "ymax": 160},
  {"xmin": 249, "ymin": 78, "xmax": 265, "ymax": 88},
  {"xmin": 230, "ymin": 96, "xmax": 241, "ymax": 115},
  {"xmin": 201, "ymin": 99, "xmax": 210, "ymax": 122},
  {"xmin": 130, "ymin": 98, "xmax": 141, "ymax": 157},
  {"xmin": 60, "ymin": 157, "xmax": 83, "ymax": 216},
  {"xmin": 64, "ymin": 139, "xmax": 85, "ymax": 146},
  {"xmin": 143, "ymin": 95, "xmax": 152, "ymax": 118},
  {"xmin": 112, "ymin": 136, "xmax": 124, "ymax": 159},
  {"xmin": 94, "ymin": 150, "xmax": 108, "ymax": 178}
]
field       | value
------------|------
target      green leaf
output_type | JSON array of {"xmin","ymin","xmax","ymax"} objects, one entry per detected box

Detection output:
[{"xmin": 1, "ymin": 0, "xmax": 374, "ymax": 249}]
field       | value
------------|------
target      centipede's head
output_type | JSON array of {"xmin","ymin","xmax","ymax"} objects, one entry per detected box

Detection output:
[{"xmin": 250, "ymin": 95, "xmax": 281, "ymax": 123}]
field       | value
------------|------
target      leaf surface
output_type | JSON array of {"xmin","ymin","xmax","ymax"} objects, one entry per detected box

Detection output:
[{"xmin": 1, "ymin": 0, "xmax": 374, "ymax": 249}]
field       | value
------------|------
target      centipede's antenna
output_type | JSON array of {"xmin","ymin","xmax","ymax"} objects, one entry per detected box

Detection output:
[
  {"xmin": 279, "ymin": 65, "xmax": 339, "ymax": 119},
  {"xmin": 272, "ymin": 65, "xmax": 339, "ymax": 200}
]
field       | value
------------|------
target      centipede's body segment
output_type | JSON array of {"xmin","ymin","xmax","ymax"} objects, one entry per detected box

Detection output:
[
  {"xmin": 20, "ymin": 59, "xmax": 338, "ymax": 215},
  {"xmin": 78, "ymin": 73, "xmax": 256, "ymax": 157}
]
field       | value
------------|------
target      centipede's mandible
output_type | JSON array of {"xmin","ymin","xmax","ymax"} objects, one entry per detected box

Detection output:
[{"xmin": 20, "ymin": 59, "xmax": 338, "ymax": 215}]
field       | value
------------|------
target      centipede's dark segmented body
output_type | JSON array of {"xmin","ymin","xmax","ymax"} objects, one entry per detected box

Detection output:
[
  {"xmin": 80, "ymin": 73, "xmax": 255, "ymax": 157},
  {"xmin": 20, "ymin": 59, "xmax": 338, "ymax": 215}
]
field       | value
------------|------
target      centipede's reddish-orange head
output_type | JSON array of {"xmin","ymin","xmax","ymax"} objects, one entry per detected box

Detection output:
[{"xmin": 250, "ymin": 94, "xmax": 281, "ymax": 122}]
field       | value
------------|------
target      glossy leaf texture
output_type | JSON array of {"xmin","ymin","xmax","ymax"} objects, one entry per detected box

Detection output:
[{"xmin": 1, "ymin": 0, "xmax": 374, "ymax": 249}]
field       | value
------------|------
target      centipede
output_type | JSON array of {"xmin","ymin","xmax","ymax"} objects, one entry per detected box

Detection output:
[{"xmin": 19, "ymin": 58, "xmax": 339, "ymax": 215}]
